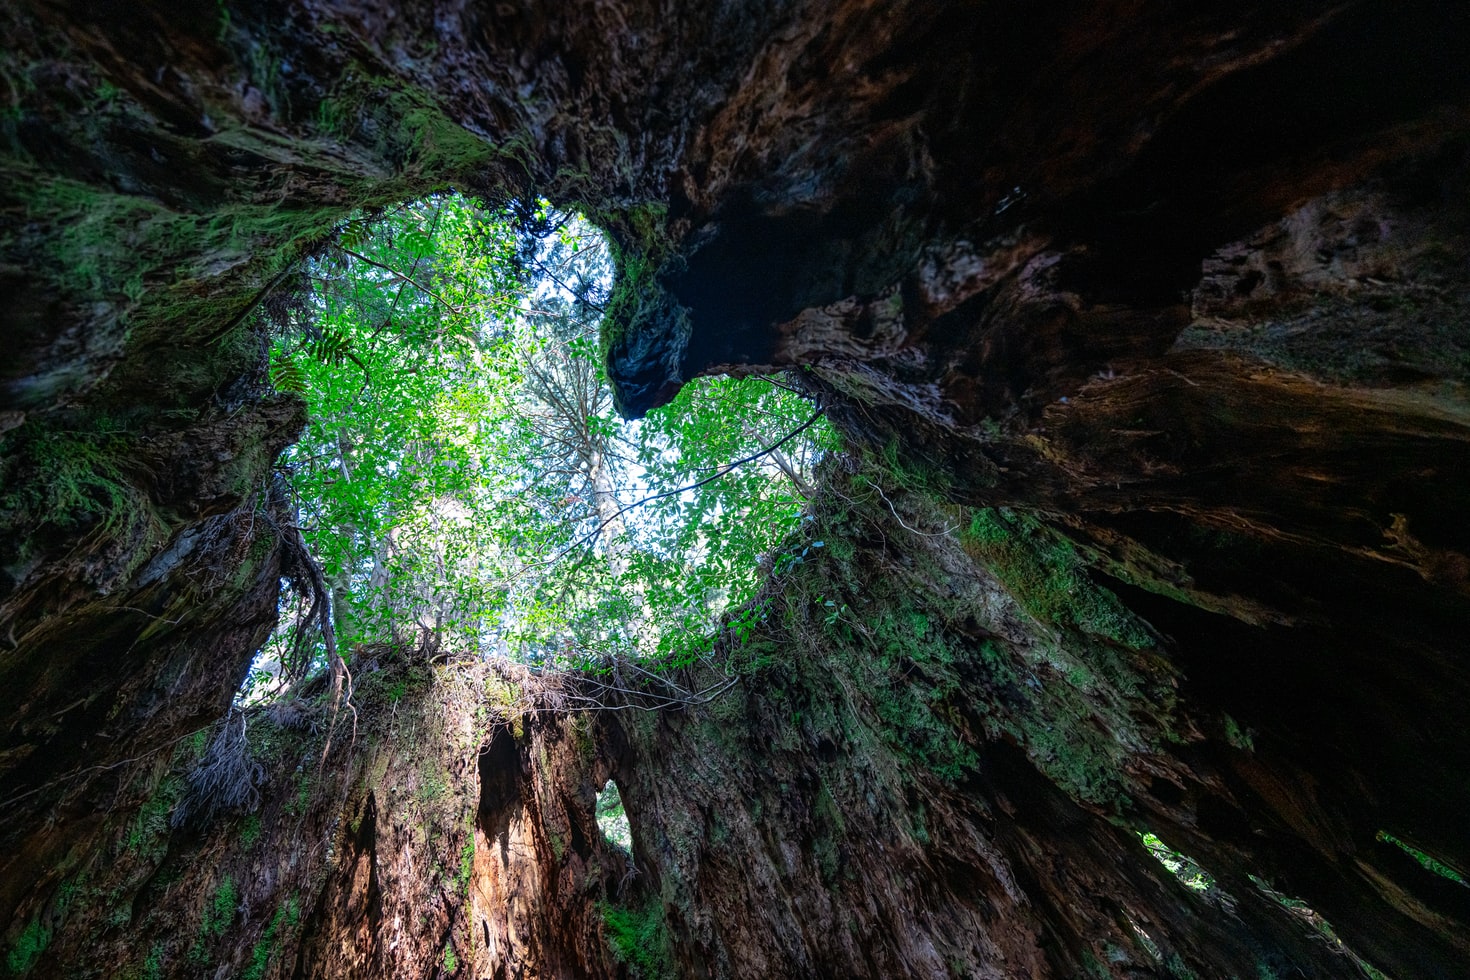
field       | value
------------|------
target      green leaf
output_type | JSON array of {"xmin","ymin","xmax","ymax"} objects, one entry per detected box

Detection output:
[
  {"xmin": 269, "ymin": 353, "xmax": 307, "ymax": 393},
  {"xmin": 310, "ymin": 326, "xmax": 353, "ymax": 366},
  {"xmin": 262, "ymin": 192, "xmax": 832, "ymax": 670}
]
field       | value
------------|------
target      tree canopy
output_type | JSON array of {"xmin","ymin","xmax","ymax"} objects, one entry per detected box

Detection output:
[{"xmin": 250, "ymin": 194, "xmax": 833, "ymax": 697}]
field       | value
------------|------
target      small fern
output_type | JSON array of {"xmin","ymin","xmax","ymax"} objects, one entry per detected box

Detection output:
[
  {"xmin": 310, "ymin": 326, "xmax": 354, "ymax": 367},
  {"xmin": 269, "ymin": 353, "xmax": 307, "ymax": 393},
  {"xmin": 337, "ymin": 218, "xmax": 372, "ymax": 252}
]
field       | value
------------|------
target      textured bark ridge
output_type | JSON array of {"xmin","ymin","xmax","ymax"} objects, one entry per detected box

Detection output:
[
  {"xmin": 3, "ymin": 0, "xmax": 1470, "ymax": 977},
  {"xmin": 7, "ymin": 653, "xmax": 488, "ymax": 979}
]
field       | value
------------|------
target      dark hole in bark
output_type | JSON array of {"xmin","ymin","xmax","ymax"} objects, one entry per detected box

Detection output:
[
  {"xmin": 479, "ymin": 728, "xmax": 520, "ymax": 866},
  {"xmin": 1148, "ymin": 776, "xmax": 1185, "ymax": 807}
]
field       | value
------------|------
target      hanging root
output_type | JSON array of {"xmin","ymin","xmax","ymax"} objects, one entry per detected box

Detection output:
[
  {"xmin": 262, "ymin": 475, "xmax": 357, "ymax": 769},
  {"xmin": 171, "ymin": 708, "xmax": 264, "ymax": 830},
  {"xmin": 272, "ymin": 508, "xmax": 335, "ymax": 684}
]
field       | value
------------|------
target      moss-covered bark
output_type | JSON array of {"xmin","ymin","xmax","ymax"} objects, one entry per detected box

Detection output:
[
  {"xmin": 7, "ymin": 649, "xmax": 487, "ymax": 979},
  {"xmin": 461, "ymin": 462, "xmax": 1407, "ymax": 977}
]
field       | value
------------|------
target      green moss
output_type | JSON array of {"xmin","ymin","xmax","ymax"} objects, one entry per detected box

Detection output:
[
  {"xmin": 238, "ymin": 814, "xmax": 262, "ymax": 850},
  {"xmin": 569, "ymin": 713, "xmax": 595, "ymax": 760},
  {"xmin": 189, "ymin": 873, "xmax": 243, "ymax": 963},
  {"xmin": 812, "ymin": 781, "xmax": 846, "ymax": 883},
  {"xmin": 598, "ymin": 242, "xmax": 689, "ymax": 363},
  {"xmin": 442, "ymin": 941, "xmax": 459, "ymax": 973},
  {"xmin": 870, "ymin": 678, "xmax": 979, "ymax": 784},
  {"xmin": 308, "ymin": 68, "xmax": 499, "ymax": 182},
  {"xmin": 17, "ymin": 176, "xmax": 181, "ymax": 297},
  {"xmin": 126, "ymin": 776, "xmax": 182, "ymax": 856},
  {"xmin": 1022, "ymin": 721, "xmax": 1123, "ymax": 806},
  {"xmin": 814, "ymin": 590, "xmax": 980, "ymax": 783},
  {"xmin": 241, "ymin": 898, "xmax": 300, "ymax": 980},
  {"xmin": 4, "ymin": 919, "xmax": 50, "ymax": 975},
  {"xmin": 827, "ymin": 467, "xmax": 1161, "ymax": 806},
  {"xmin": 585, "ymin": 197, "xmax": 692, "ymax": 380},
  {"xmin": 201, "ymin": 876, "xmax": 238, "ymax": 939},
  {"xmin": 1222, "ymin": 713, "xmax": 1254, "ymax": 752},
  {"xmin": 600, "ymin": 899, "xmax": 672, "ymax": 980},
  {"xmin": 1164, "ymin": 952, "xmax": 1200, "ymax": 979},
  {"xmin": 716, "ymin": 460, "xmax": 1168, "ymax": 825},
  {"xmin": 241, "ymin": 937, "xmax": 271, "ymax": 977},
  {"xmin": 859, "ymin": 440, "xmax": 957, "ymax": 499},
  {"xmin": 1080, "ymin": 950, "xmax": 1113, "ymax": 978},
  {"xmin": 141, "ymin": 942, "xmax": 165, "ymax": 980},
  {"xmin": 962, "ymin": 508, "xmax": 1152, "ymax": 649},
  {"xmin": 908, "ymin": 796, "xmax": 931, "ymax": 846},
  {"xmin": 285, "ymin": 771, "xmax": 312, "ymax": 816},
  {"xmin": 1376, "ymin": 831, "xmax": 1468, "ymax": 885},
  {"xmin": 457, "ymin": 841, "xmax": 475, "ymax": 895},
  {"xmin": 0, "ymin": 415, "xmax": 142, "ymax": 535},
  {"xmin": 416, "ymin": 763, "xmax": 449, "ymax": 805},
  {"xmin": 621, "ymin": 202, "xmax": 669, "ymax": 246},
  {"xmin": 21, "ymin": 177, "xmax": 236, "ymax": 299},
  {"xmin": 4, "ymin": 170, "xmax": 349, "ymax": 375}
]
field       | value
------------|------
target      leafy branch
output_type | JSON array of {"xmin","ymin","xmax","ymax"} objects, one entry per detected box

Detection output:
[
  {"xmin": 531, "ymin": 405, "xmax": 827, "ymax": 570},
  {"xmin": 256, "ymin": 192, "xmax": 833, "ymax": 681},
  {"xmin": 333, "ymin": 243, "xmax": 465, "ymax": 313}
]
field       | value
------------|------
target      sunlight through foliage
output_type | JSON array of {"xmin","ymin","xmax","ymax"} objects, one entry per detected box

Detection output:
[{"xmin": 247, "ymin": 193, "xmax": 832, "ymax": 696}]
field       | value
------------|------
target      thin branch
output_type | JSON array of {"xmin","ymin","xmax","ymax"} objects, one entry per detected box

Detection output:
[
  {"xmin": 760, "ymin": 375, "xmax": 808, "ymax": 397},
  {"xmin": 334, "ymin": 244, "xmax": 463, "ymax": 314},
  {"xmin": 193, "ymin": 261, "xmax": 299, "ymax": 347},
  {"xmin": 873, "ymin": 482, "xmax": 956, "ymax": 537},
  {"xmin": 0, "ymin": 724, "xmax": 211, "ymax": 814},
  {"xmin": 528, "ymin": 406, "xmax": 827, "ymax": 570},
  {"xmin": 535, "ymin": 259, "xmax": 606, "ymax": 313},
  {"xmin": 766, "ymin": 446, "xmax": 814, "ymax": 499}
]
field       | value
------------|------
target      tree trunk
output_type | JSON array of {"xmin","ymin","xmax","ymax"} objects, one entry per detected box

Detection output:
[{"xmin": 3, "ymin": 0, "xmax": 1470, "ymax": 977}]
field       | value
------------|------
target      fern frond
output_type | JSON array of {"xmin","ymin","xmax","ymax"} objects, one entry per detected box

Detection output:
[
  {"xmin": 310, "ymin": 327, "xmax": 353, "ymax": 367},
  {"xmin": 338, "ymin": 218, "xmax": 372, "ymax": 252},
  {"xmin": 269, "ymin": 354, "xmax": 308, "ymax": 394}
]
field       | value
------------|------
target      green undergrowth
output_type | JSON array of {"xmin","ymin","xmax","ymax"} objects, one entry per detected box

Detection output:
[
  {"xmin": 960, "ymin": 508, "xmax": 1153, "ymax": 650},
  {"xmin": 600, "ymin": 898, "xmax": 673, "ymax": 980},
  {"xmin": 1376, "ymin": 831, "xmax": 1468, "ymax": 886},
  {"xmin": 716, "ymin": 460, "xmax": 1182, "ymax": 809}
]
